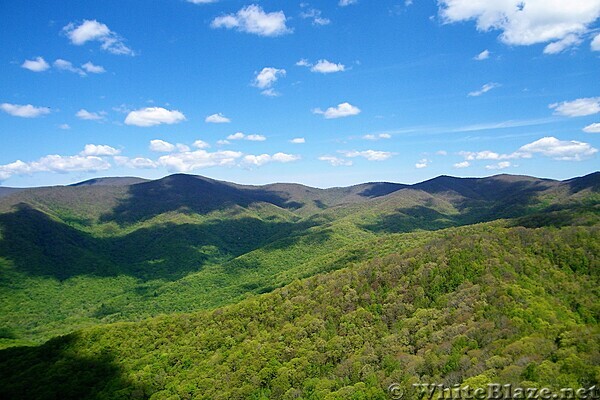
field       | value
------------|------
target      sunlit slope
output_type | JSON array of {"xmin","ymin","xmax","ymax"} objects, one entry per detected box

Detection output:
[{"xmin": 0, "ymin": 221, "xmax": 597, "ymax": 399}]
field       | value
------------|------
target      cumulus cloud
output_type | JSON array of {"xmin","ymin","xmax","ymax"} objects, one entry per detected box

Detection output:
[
  {"xmin": 299, "ymin": 7, "xmax": 330, "ymax": 26},
  {"xmin": 81, "ymin": 61, "xmax": 106, "ymax": 74},
  {"xmin": 81, "ymin": 144, "xmax": 120, "ymax": 156},
  {"xmin": 518, "ymin": 136, "xmax": 597, "ymax": 161},
  {"xmin": 205, "ymin": 113, "xmax": 231, "ymax": 123},
  {"xmin": 21, "ymin": 57, "xmax": 50, "ymax": 72},
  {"xmin": 290, "ymin": 137, "xmax": 305, "ymax": 144},
  {"xmin": 125, "ymin": 107, "xmax": 186, "ymax": 127},
  {"xmin": 63, "ymin": 19, "xmax": 133, "ymax": 55},
  {"xmin": 453, "ymin": 161, "xmax": 470, "ymax": 168},
  {"xmin": 458, "ymin": 150, "xmax": 521, "ymax": 161},
  {"xmin": 297, "ymin": 59, "xmax": 346, "ymax": 73},
  {"xmin": 339, "ymin": 0, "xmax": 357, "ymax": 6},
  {"xmin": 583, "ymin": 123, "xmax": 600, "ymax": 133},
  {"xmin": 211, "ymin": 5, "xmax": 291, "ymax": 37},
  {"xmin": 544, "ymin": 34, "xmax": 582, "ymax": 54},
  {"xmin": 150, "ymin": 139, "xmax": 176, "ymax": 152},
  {"xmin": 438, "ymin": 0, "xmax": 600, "ymax": 53},
  {"xmin": 549, "ymin": 97, "xmax": 600, "ymax": 117},
  {"xmin": 226, "ymin": 132, "xmax": 266, "ymax": 141},
  {"xmin": 459, "ymin": 136, "xmax": 597, "ymax": 163},
  {"xmin": 363, "ymin": 133, "xmax": 391, "ymax": 140},
  {"xmin": 242, "ymin": 152, "xmax": 300, "ymax": 167},
  {"xmin": 0, "ymin": 153, "xmax": 111, "ymax": 181},
  {"xmin": 485, "ymin": 161, "xmax": 512, "ymax": 170},
  {"xmin": 339, "ymin": 150, "xmax": 393, "ymax": 161},
  {"xmin": 193, "ymin": 140, "xmax": 210, "ymax": 149},
  {"xmin": 313, "ymin": 102, "xmax": 361, "ymax": 119},
  {"xmin": 0, "ymin": 103, "xmax": 51, "ymax": 118},
  {"xmin": 158, "ymin": 150, "xmax": 243, "ymax": 172},
  {"xmin": 592, "ymin": 33, "xmax": 600, "ymax": 51},
  {"xmin": 59, "ymin": 124, "xmax": 71, "ymax": 130},
  {"xmin": 53, "ymin": 59, "xmax": 86, "ymax": 76},
  {"xmin": 114, "ymin": 156, "xmax": 157, "ymax": 169},
  {"xmin": 415, "ymin": 158, "xmax": 429, "ymax": 169},
  {"xmin": 253, "ymin": 67, "xmax": 286, "ymax": 96},
  {"xmin": 76, "ymin": 109, "xmax": 106, "ymax": 121},
  {"xmin": 468, "ymin": 82, "xmax": 501, "ymax": 97},
  {"xmin": 474, "ymin": 49, "xmax": 490, "ymax": 60},
  {"xmin": 318, "ymin": 156, "xmax": 353, "ymax": 166}
]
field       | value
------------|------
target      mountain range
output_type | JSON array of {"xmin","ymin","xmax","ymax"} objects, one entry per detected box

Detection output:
[{"xmin": 0, "ymin": 172, "xmax": 598, "ymax": 398}]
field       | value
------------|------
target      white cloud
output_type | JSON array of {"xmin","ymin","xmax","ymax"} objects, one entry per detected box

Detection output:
[
  {"xmin": 76, "ymin": 109, "xmax": 106, "ymax": 121},
  {"xmin": 0, "ymin": 154, "xmax": 111, "ymax": 181},
  {"xmin": 592, "ymin": 33, "xmax": 600, "ymax": 51},
  {"xmin": 21, "ymin": 57, "xmax": 50, "ymax": 72},
  {"xmin": 518, "ymin": 136, "xmax": 597, "ymax": 161},
  {"xmin": 453, "ymin": 161, "xmax": 470, "ymax": 168},
  {"xmin": 114, "ymin": 156, "xmax": 157, "ymax": 169},
  {"xmin": 260, "ymin": 88, "xmax": 280, "ymax": 97},
  {"xmin": 474, "ymin": 49, "xmax": 490, "ymax": 60},
  {"xmin": 543, "ymin": 34, "xmax": 582, "ymax": 54},
  {"xmin": 81, "ymin": 61, "xmax": 106, "ymax": 74},
  {"xmin": 549, "ymin": 97, "xmax": 600, "ymax": 117},
  {"xmin": 149, "ymin": 139, "xmax": 176, "ymax": 152},
  {"xmin": 227, "ymin": 132, "xmax": 246, "ymax": 140},
  {"xmin": 339, "ymin": 0, "xmax": 357, "ymax": 6},
  {"xmin": 226, "ymin": 132, "xmax": 266, "ymax": 141},
  {"xmin": 290, "ymin": 137, "xmax": 305, "ymax": 144},
  {"xmin": 319, "ymin": 156, "xmax": 353, "ymax": 166},
  {"xmin": 311, "ymin": 59, "xmax": 345, "ymax": 73},
  {"xmin": 468, "ymin": 82, "xmax": 500, "ymax": 97},
  {"xmin": 363, "ymin": 133, "xmax": 391, "ymax": 140},
  {"xmin": 339, "ymin": 150, "xmax": 393, "ymax": 161},
  {"xmin": 217, "ymin": 139, "xmax": 231, "ymax": 145},
  {"xmin": 300, "ymin": 7, "xmax": 331, "ymax": 26},
  {"xmin": 0, "ymin": 103, "xmax": 51, "ymax": 118},
  {"xmin": 205, "ymin": 113, "xmax": 231, "ymax": 123},
  {"xmin": 583, "ymin": 123, "xmax": 600, "ymax": 133},
  {"xmin": 254, "ymin": 67, "xmax": 286, "ymax": 89},
  {"xmin": 211, "ymin": 5, "xmax": 291, "ymax": 37},
  {"xmin": 296, "ymin": 59, "xmax": 311, "ymax": 67},
  {"xmin": 53, "ymin": 59, "xmax": 85, "ymax": 76},
  {"xmin": 193, "ymin": 140, "xmax": 211, "ymax": 149},
  {"xmin": 485, "ymin": 161, "xmax": 512, "ymax": 170},
  {"xmin": 438, "ymin": 0, "xmax": 600, "ymax": 53},
  {"xmin": 436, "ymin": 150, "xmax": 448, "ymax": 156},
  {"xmin": 158, "ymin": 150, "xmax": 243, "ymax": 172},
  {"xmin": 242, "ymin": 152, "xmax": 300, "ymax": 167},
  {"xmin": 125, "ymin": 107, "xmax": 186, "ymax": 127},
  {"xmin": 187, "ymin": 0, "xmax": 218, "ymax": 3},
  {"xmin": 313, "ymin": 102, "xmax": 361, "ymax": 119},
  {"xmin": 459, "ymin": 150, "xmax": 520, "ymax": 161},
  {"xmin": 272, "ymin": 152, "xmax": 300, "ymax": 163},
  {"xmin": 247, "ymin": 134, "xmax": 266, "ymax": 141},
  {"xmin": 63, "ymin": 19, "xmax": 133, "ymax": 55},
  {"xmin": 415, "ymin": 158, "xmax": 429, "ymax": 169},
  {"xmin": 59, "ymin": 124, "xmax": 71, "ymax": 130},
  {"xmin": 297, "ymin": 59, "xmax": 346, "ymax": 73},
  {"xmin": 81, "ymin": 144, "xmax": 120, "ymax": 156}
]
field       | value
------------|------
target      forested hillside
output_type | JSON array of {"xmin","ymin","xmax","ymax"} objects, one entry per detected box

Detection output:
[
  {"xmin": 0, "ymin": 173, "xmax": 598, "ymax": 347},
  {"xmin": 0, "ymin": 221, "xmax": 598, "ymax": 399}
]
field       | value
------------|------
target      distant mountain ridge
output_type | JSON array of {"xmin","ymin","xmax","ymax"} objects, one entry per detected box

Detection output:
[{"xmin": 0, "ymin": 171, "xmax": 597, "ymax": 346}]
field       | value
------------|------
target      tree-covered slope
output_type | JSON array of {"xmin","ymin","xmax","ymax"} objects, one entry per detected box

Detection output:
[
  {"xmin": 0, "ymin": 221, "xmax": 597, "ymax": 399},
  {"xmin": 0, "ymin": 173, "xmax": 597, "ymax": 347}
]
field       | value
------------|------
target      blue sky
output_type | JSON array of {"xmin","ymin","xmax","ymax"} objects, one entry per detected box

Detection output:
[{"xmin": 1, "ymin": 0, "xmax": 599, "ymax": 188}]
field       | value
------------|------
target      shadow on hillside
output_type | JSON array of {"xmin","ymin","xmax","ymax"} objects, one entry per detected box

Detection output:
[
  {"xmin": 0, "ymin": 203, "xmax": 299, "ymax": 281},
  {"xmin": 0, "ymin": 334, "xmax": 147, "ymax": 400},
  {"xmin": 100, "ymin": 174, "xmax": 305, "ymax": 224}
]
